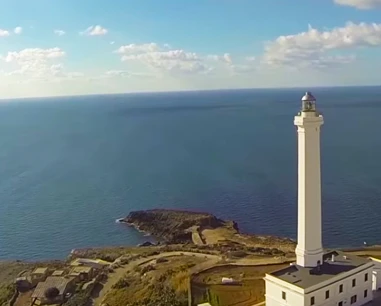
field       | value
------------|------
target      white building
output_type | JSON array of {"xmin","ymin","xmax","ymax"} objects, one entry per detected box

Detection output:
[
  {"xmin": 370, "ymin": 257, "xmax": 381, "ymax": 292},
  {"xmin": 264, "ymin": 92, "xmax": 374, "ymax": 306}
]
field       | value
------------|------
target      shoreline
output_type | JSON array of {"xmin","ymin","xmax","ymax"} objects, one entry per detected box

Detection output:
[
  {"xmin": 2, "ymin": 209, "xmax": 381, "ymax": 262},
  {"xmin": 116, "ymin": 218, "xmax": 154, "ymax": 237}
]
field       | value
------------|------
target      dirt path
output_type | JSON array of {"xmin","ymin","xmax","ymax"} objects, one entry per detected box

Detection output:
[
  {"xmin": 14, "ymin": 291, "xmax": 33, "ymax": 306},
  {"xmin": 234, "ymin": 256, "xmax": 294, "ymax": 266},
  {"xmin": 92, "ymin": 251, "xmax": 221, "ymax": 306}
]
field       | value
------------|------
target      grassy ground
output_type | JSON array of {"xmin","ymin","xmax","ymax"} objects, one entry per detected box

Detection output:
[
  {"xmin": 70, "ymin": 246, "xmax": 163, "ymax": 262},
  {"xmin": 195, "ymin": 279, "xmax": 265, "ymax": 306},
  {"xmin": 201, "ymin": 227, "xmax": 296, "ymax": 253},
  {"xmin": 192, "ymin": 264, "xmax": 288, "ymax": 285},
  {"xmin": 190, "ymin": 263, "xmax": 287, "ymax": 306},
  {"xmin": 3, "ymin": 246, "xmax": 381, "ymax": 306},
  {"xmin": 0, "ymin": 262, "xmax": 34, "ymax": 306},
  {"xmin": 103, "ymin": 254, "xmax": 209, "ymax": 306}
]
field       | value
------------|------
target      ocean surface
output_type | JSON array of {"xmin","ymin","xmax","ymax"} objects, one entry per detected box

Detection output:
[{"xmin": 0, "ymin": 87, "xmax": 381, "ymax": 261}]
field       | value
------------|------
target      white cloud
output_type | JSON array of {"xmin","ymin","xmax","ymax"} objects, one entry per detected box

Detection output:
[
  {"xmin": 207, "ymin": 53, "xmax": 258, "ymax": 74},
  {"xmin": 103, "ymin": 70, "xmax": 156, "ymax": 78},
  {"xmin": 0, "ymin": 29, "xmax": 10, "ymax": 37},
  {"xmin": 115, "ymin": 43, "xmax": 212, "ymax": 74},
  {"xmin": 14, "ymin": 27, "xmax": 22, "ymax": 35},
  {"xmin": 81, "ymin": 25, "xmax": 108, "ymax": 36},
  {"xmin": 115, "ymin": 43, "xmax": 161, "ymax": 54},
  {"xmin": 208, "ymin": 53, "xmax": 233, "ymax": 65},
  {"xmin": 263, "ymin": 22, "xmax": 381, "ymax": 68},
  {"xmin": 230, "ymin": 64, "xmax": 257, "ymax": 74},
  {"xmin": 3, "ymin": 48, "xmax": 65, "ymax": 63},
  {"xmin": 54, "ymin": 29, "xmax": 66, "ymax": 36},
  {"xmin": 1, "ymin": 48, "xmax": 70, "ymax": 80},
  {"xmin": 105, "ymin": 70, "xmax": 130, "ymax": 77},
  {"xmin": 110, "ymin": 41, "xmax": 115, "ymax": 45},
  {"xmin": 334, "ymin": 0, "xmax": 381, "ymax": 9},
  {"xmin": 122, "ymin": 50, "xmax": 200, "ymax": 62}
]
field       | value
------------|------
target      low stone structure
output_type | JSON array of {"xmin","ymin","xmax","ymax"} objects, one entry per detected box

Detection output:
[{"xmin": 31, "ymin": 276, "xmax": 75, "ymax": 305}]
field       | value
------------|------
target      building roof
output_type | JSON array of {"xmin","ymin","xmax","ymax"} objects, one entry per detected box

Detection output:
[
  {"xmin": 51, "ymin": 270, "xmax": 65, "ymax": 276},
  {"xmin": 70, "ymin": 258, "xmax": 109, "ymax": 270},
  {"xmin": 269, "ymin": 251, "xmax": 372, "ymax": 289},
  {"xmin": 32, "ymin": 277, "xmax": 73, "ymax": 299},
  {"xmin": 370, "ymin": 257, "xmax": 381, "ymax": 263},
  {"xmin": 32, "ymin": 267, "xmax": 48, "ymax": 275},
  {"xmin": 70, "ymin": 266, "xmax": 93, "ymax": 275}
]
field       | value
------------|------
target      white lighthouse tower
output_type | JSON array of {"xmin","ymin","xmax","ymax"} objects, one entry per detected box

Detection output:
[
  {"xmin": 294, "ymin": 92, "xmax": 324, "ymax": 268},
  {"xmin": 264, "ymin": 92, "xmax": 374, "ymax": 306}
]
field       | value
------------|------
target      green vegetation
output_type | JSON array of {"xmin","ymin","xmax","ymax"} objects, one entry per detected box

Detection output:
[
  {"xmin": 0, "ymin": 283, "xmax": 16, "ymax": 306},
  {"xmin": 111, "ymin": 277, "xmax": 131, "ymax": 290},
  {"xmin": 104, "ymin": 257, "xmax": 201, "ymax": 306},
  {"xmin": 127, "ymin": 285, "xmax": 187, "ymax": 306},
  {"xmin": 191, "ymin": 278, "xmax": 266, "ymax": 306},
  {"xmin": 63, "ymin": 292, "xmax": 91, "ymax": 306}
]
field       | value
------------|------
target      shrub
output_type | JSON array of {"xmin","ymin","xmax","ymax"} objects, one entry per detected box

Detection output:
[
  {"xmin": 112, "ymin": 278, "xmax": 130, "ymax": 289},
  {"xmin": 146, "ymin": 251, "xmax": 160, "ymax": 256},
  {"xmin": 63, "ymin": 292, "xmax": 90, "ymax": 306},
  {"xmin": 120, "ymin": 257, "xmax": 130, "ymax": 265},
  {"xmin": 141, "ymin": 265, "xmax": 155, "ymax": 274}
]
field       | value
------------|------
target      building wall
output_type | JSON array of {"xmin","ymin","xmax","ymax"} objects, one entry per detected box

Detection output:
[
  {"xmin": 304, "ymin": 266, "xmax": 373, "ymax": 306},
  {"xmin": 371, "ymin": 259, "xmax": 381, "ymax": 291},
  {"xmin": 265, "ymin": 266, "xmax": 373, "ymax": 306},
  {"xmin": 265, "ymin": 280, "xmax": 304, "ymax": 306}
]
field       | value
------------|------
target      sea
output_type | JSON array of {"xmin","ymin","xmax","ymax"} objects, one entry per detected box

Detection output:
[{"xmin": 0, "ymin": 86, "xmax": 380, "ymax": 261}]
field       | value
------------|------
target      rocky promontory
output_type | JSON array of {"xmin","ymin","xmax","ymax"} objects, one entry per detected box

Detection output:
[
  {"xmin": 122, "ymin": 209, "xmax": 238, "ymax": 244},
  {"xmin": 121, "ymin": 209, "xmax": 296, "ymax": 253}
]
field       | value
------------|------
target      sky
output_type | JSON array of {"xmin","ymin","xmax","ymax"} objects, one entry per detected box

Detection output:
[{"xmin": 0, "ymin": 0, "xmax": 381, "ymax": 98}]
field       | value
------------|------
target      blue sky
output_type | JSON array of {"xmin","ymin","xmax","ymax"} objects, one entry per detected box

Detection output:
[{"xmin": 0, "ymin": 0, "xmax": 381, "ymax": 98}]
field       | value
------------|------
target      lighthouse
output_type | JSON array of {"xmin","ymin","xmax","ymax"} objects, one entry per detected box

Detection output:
[
  {"xmin": 264, "ymin": 92, "xmax": 374, "ymax": 306},
  {"xmin": 294, "ymin": 92, "xmax": 324, "ymax": 268}
]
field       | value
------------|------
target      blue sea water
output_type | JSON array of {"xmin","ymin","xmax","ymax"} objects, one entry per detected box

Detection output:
[{"xmin": 0, "ymin": 87, "xmax": 381, "ymax": 261}]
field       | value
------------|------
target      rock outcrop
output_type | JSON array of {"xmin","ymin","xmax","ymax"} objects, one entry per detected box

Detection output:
[{"xmin": 123, "ymin": 209, "xmax": 238, "ymax": 244}]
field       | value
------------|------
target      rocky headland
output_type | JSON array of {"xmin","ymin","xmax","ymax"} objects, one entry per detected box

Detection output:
[
  {"xmin": 122, "ymin": 209, "xmax": 237, "ymax": 242},
  {"xmin": 120, "ymin": 209, "xmax": 296, "ymax": 253}
]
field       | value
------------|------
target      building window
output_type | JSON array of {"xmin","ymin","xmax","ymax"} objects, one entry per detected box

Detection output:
[
  {"xmin": 352, "ymin": 279, "xmax": 356, "ymax": 287},
  {"xmin": 311, "ymin": 296, "xmax": 315, "ymax": 305},
  {"xmin": 338, "ymin": 302, "xmax": 343, "ymax": 306},
  {"xmin": 339, "ymin": 284, "xmax": 343, "ymax": 293},
  {"xmin": 364, "ymin": 290, "xmax": 368, "ymax": 298},
  {"xmin": 282, "ymin": 291, "xmax": 286, "ymax": 300},
  {"xmin": 365, "ymin": 273, "xmax": 368, "ymax": 282},
  {"xmin": 351, "ymin": 295, "xmax": 357, "ymax": 304},
  {"xmin": 325, "ymin": 290, "xmax": 330, "ymax": 299}
]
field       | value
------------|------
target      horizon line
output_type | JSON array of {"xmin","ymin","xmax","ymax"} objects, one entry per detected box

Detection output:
[{"xmin": 1, "ymin": 84, "xmax": 380, "ymax": 102}]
